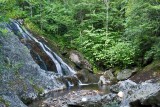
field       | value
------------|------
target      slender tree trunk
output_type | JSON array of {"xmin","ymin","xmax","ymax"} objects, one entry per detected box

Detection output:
[
  {"xmin": 40, "ymin": 3, "xmax": 42, "ymax": 30},
  {"xmin": 30, "ymin": 5, "xmax": 32, "ymax": 17},
  {"xmin": 104, "ymin": 0, "xmax": 109, "ymax": 35},
  {"xmin": 104, "ymin": 0, "xmax": 109, "ymax": 53}
]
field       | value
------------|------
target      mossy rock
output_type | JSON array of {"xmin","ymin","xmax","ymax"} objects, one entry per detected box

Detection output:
[
  {"xmin": 0, "ymin": 97, "xmax": 10, "ymax": 107},
  {"xmin": 32, "ymin": 84, "xmax": 44, "ymax": 95},
  {"xmin": 130, "ymin": 60, "xmax": 160, "ymax": 83}
]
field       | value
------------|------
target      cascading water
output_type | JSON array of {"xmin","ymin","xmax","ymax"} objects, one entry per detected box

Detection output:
[{"xmin": 8, "ymin": 19, "xmax": 84, "ymax": 87}]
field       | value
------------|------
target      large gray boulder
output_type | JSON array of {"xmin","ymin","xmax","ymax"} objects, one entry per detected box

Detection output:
[
  {"xmin": 121, "ymin": 80, "xmax": 160, "ymax": 107},
  {"xmin": 0, "ymin": 25, "xmax": 65, "ymax": 106},
  {"xmin": 110, "ymin": 79, "xmax": 160, "ymax": 107},
  {"xmin": 110, "ymin": 79, "xmax": 137, "ymax": 93}
]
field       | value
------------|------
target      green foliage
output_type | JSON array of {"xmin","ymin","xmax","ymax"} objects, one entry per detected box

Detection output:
[
  {"xmin": 105, "ymin": 42, "xmax": 135, "ymax": 67},
  {"xmin": 145, "ymin": 38, "xmax": 160, "ymax": 61},
  {"xmin": 0, "ymin": 0, "xmax": 160, "ymax": 70},
  {"xmin": 75, "ymin": 28, "xmax": 135, "ymax": 68},
  {"xmin": 125, "ymin": 0, "xmax": 160, "ymax": 64}
]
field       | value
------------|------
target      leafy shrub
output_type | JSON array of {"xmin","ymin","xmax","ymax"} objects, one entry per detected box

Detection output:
[
  {"xmin": 105, "ymin": 42, "xmax": 135, "ymax": 68},
  {"xmin": 75, "ymin": 28, "xmax": 135, "ymax": 68}
]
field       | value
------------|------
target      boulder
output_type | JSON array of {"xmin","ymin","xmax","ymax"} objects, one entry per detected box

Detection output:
[
  {"xmin": 110, "ymin": 79, "xmax": 160, "ymax": 107},
  {"xmin": 110, "ymin": 79, "xmax": 137, "ymax": 93},
  {"xmin": 98, "ymin": 76, "xmax": 111, "ymax": 85},
  {"xmin": 117, "ymin": 68, "xmax": 137, "ymax": 80},
  {"xmin": 69, "ymin": 50, "xmax": 92, "ymax": 71},
  {"xmin": 104, "ymin": 69, "xmax": 115, "ymax": 80},
  {"xmin": 97, "ymin": 69, "xmax": 115, "ymax": 85},
  {"xmin": 121, "ymin": 79, "xmax": 160, "ymax": 107},
  {"xmin": 76, "ymin": 69, "xmax": 99, "ymax": 83}
]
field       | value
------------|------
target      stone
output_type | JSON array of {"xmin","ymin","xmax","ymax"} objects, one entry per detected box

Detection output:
[
  {"xmin": 117, "ymin": 91, "xmax": 124, "ymax": 98},
  {"xmin": 69, "ymin": 50, "xmax": 92, "ymax": 71},
  {"xmin": 124, "ymin": 81, "xmax": 160, "ymax": 106},
  {"xmin": 130, "ymin": 61, "xmax": 160, "ymax": 83},
  {"xmin": 117, "ymin": 68, "xmax": 137, "ymax": 80},
  {"xmin": 110, "ymin": 79, "xmax": 137, "ymax": 93},
  {"xmin": 110, "ymin": 78, "xmax": 160, "ymax": 107},
  {"xmin": 104, "ymin": 69, "xmax": 114, "ymax": 80},
  {"xmin": 81, "ymin": 97, "xmax": 87, "ymax": 102},
  {"xmin": 70, "ymin": 53, "xmax": 81, "ymax": 64},
  {"xmin": 98, "ymin": 76, "xmax": 111, "ymax": 85},
  {"xmin": 111, "ymin": 79, "xmax": 160, "ymax": 107}
]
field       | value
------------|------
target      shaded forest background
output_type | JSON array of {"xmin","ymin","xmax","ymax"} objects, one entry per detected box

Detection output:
[{"xmin": 0, "ymin": 0, "xmax": 160, "ymax": 72}]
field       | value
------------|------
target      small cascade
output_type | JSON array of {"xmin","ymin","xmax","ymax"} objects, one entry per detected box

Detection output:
[
  {"xmin": 44, "ymin": 44, "xmax": 76, "ymax": 75},
  {"xmin": 67, "ymin": 81, "xmax": 74, "ymax": 87},
  {"xmin": 8, "ymin": 19, "xmax": 84, "ymax": 87}
]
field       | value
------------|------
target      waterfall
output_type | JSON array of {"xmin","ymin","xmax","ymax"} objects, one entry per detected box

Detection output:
[
  {"xmin": 7, "ymin": 19, "xmax": 88, "ymax": 87},
  {"xmin": 8, "ymin": 20, "xmax": 76, "ymax": 76}
]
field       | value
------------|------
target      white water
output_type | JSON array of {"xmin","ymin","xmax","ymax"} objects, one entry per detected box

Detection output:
[
  {"xmin": 14, "ymin": 20, "xmax": 32, "ymax": 40},
  {"xmin": 44, "ymin": 44, "xmax": 76, "ymax": 75},
  {"xmin": 67, "ymin": 81, "xmax": 74, "ymax": 87}
]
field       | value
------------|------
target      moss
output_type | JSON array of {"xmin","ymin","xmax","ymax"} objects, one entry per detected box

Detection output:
[
  {"xmin": 29, "ymin": 79, "xmax": 44, "ymax": 95},
  {"xmin": 32, "ymin": 84, "xmax": 44, "ymax": 95},
  {"xmin": 114, "ymin": 68, "xmax": 121, "ymax": 76},
  {"xmin": 0, "ymin": 97, "xmax": 10, "ymax": 107},
  {"xmin": 13, "ymin": 62, "xmax": 24, "ymax": 73},
  {"xmin": 0, "ymin": 28, "xmax": 8, "ymax": 36},
  {"xmin": 143, "ymin": 60, "xmax": 160, "ymax": 73}
]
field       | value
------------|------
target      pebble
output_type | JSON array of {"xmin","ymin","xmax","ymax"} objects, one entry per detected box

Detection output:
[{"xmin": 117, "ymin": 91, "xmax": 124, "ymax": 98}]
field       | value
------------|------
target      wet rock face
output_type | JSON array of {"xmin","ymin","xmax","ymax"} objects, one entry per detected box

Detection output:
[
  {"xmin": 0, "ymin": 26, "xmax": 65, "ymax": 106},
  {"xmin": 28, "ymin": 40, "xmax": 57, "ymax": 71}
]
